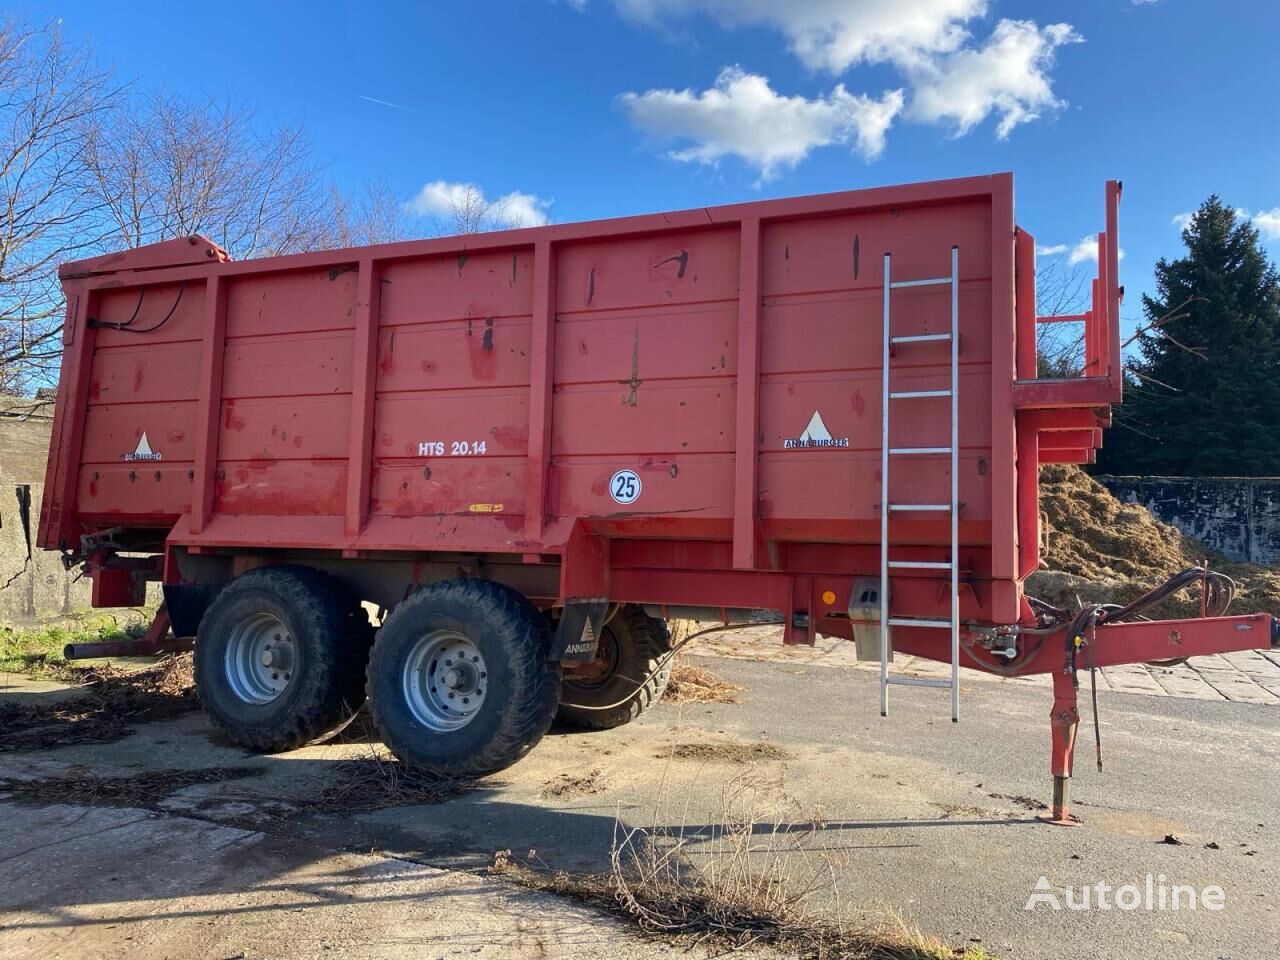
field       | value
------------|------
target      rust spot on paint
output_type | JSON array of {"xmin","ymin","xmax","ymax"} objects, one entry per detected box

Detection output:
[
  {"xmin": 490, "ymin": 425, "xmax": 527, "ymax": 449},
  {"xmin": 378, "ymin": 331, "xmax": 396, "ymax": 375},
  {"xmin": 511, "ymin": 253, "xmax": 518, "ymax": 286},
  {"xmin": 133, "ymin": 359, "xmax": 146, "ymax": 393},
  {"xmin": 467, "ymin": 317, "xmax": 497, "ymax": 379},
  {"xmin": 420, "ymin": 360, "xmax": 436, "ymax": 373},
  {"xmin": 587, "ymin": 267, "xmax": 596, "ymax": 305},
  {"xmin": 223, "ymin": 404, "xmax": 246, "ymax": 432},
  {"xmin": 457, "ymin": 253, "xmax": 469, "ymax": 273},
  {"xmin": 293, "ymin": 435, "xmax": 302, "ymax": 448},
  {"xmin": 978, "ymin": 459, "xmax": 988, "ymax": 476},
  {"xmin": 622, "ymin": 323, "xmax": 641, "ymax": 406},
  {"xmin": 784, "ymin": 244, "xmax": 789, "ymax": 261},
  {"xmin": 654, "ymin": 250, "xmax": 689, "ymax": 279},
  {"xmin": 167, "ymin": 430, "xmax": 185, "ymax": 443},
  {"xmin": 578, "ymin": 338, "xmax": 589, "ymax": 356},
  {"xmin": 669, "ymin": 464, "xmax": 678, "ymax": 479},
  {"xmin": 853, "ymin": 234, "xmax": 860, "ymax": 280}
]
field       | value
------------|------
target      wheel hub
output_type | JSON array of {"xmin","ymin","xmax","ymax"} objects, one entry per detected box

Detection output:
[
  {"xmin": 225, "ymin": 612, "xmax": 295, "ymax": 705},
  {"xmin": 403, "ymin": 630, "xmax": 488, "ymax": 732},
  {"xmin": 565, "ymin": 626, "xmax": 617, "ymax": 688}
]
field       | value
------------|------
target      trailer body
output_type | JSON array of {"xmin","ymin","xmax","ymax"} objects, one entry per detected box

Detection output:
[
  {"xmin": 42, "ymin": 174, "xmax": 1110, "ymax": 628},
  {"xmin": 38, "ymin": 174, "xmax": 1279, "ymax": 818}
]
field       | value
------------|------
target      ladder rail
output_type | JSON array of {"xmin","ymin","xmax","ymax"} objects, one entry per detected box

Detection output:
[
  {"xmin": 880, "ymin": 246, "xmax": 962, "ymax": 722},
  {"xmin": 949, "ymin": 245, "xmax": 960, "ymax": 722},
  {"xmin": 879, "ymin": 253, "xmax": 891, "ymax": 719}
]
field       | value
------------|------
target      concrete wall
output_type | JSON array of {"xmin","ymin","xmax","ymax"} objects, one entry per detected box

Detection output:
[
  {"xmin": 1095, "ymin": 475, "xmax": 1280, "ymax": 565},
  {"xmin": 0, "ymin": 398, "xmax": 92, "ymax": 623}
]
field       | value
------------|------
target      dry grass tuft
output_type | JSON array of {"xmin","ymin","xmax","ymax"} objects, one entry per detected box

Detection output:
[
  {"xmin": 0, "ymin": 653, "xmax": 198, "ymax": 751},
  {"xmin": 492, "ymin": 771, "xmax": 992, "ymax": 959},
  {"xmin": 662, "ymin": 659, "xmax": 743, "ymax": 704}
]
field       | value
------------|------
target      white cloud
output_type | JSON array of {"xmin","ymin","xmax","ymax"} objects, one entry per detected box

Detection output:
[
  {"xmin": 408, "ymin": 181, "xmax": 551, "ymax": 228},
  {"xmin": 1179, "ymin": 207, "xmax": 1280, "ymax": 242},
  {"xmin": 620, "ymin": 66, "xmax": 904, "ymax": 179},
  {"xmin": 612, "ymin": 0, "xmax": 985, "ymax": 74},
  {"xmin": 906, "ymin": 20, "xmax": 1081, "ymax": 138},
  {"xmin": 1035, "ymin": 243, "xmax": 1068, "ymax": 257},
  {"xmin": 607, "ymin": 2, "xmax": 1082, "ymax": 176},
  {"xmin": 1064, "ymin": 235, "xmax": 1125, "ymax": 266},
  {"xmin": 1244, "ymin": 207, "xmax": 1280, "ymax": 241}
]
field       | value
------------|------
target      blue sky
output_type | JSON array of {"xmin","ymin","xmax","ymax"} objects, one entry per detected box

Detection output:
[{"xmin": 30, "ymin": 1, "xmax": 1280, "ymax": 338}]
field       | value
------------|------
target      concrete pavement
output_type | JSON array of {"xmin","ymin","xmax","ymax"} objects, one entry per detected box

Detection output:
[{"xmin": 1, "ymin": 638, "xmax": 1276, "ymax": 960}]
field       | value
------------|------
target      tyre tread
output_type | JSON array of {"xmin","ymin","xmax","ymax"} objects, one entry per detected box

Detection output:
[
  {"xmin": 557, "ymin": 606, "xmax": 672, "ymax": 730},
  {"xmin": 194, "ymin": 565, "xmax": 371, "ymax": 753}
]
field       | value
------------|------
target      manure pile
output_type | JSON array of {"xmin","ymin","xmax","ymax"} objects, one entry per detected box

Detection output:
[{"xmin": 1030, "ymin": 465, "xmax": 1280, "ymax": 618}]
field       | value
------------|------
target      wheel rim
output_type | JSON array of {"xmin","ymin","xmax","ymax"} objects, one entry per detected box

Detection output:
[
  {"xmin": 402, "ymin": 630, "xmax": 488, "ymax": 732},
  {"xmin": 225, "ymin": 612, "xmax": 295, "ymax": 705}
]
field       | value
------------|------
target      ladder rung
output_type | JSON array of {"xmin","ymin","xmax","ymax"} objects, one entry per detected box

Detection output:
[
  {"xmin": 891, "ymin": 333, "xmax": 951, "ymax": 344},
  {"xmin": 889, "ymin": 446, "xmax": 951, "ymax": 455},
  {"xmin": 886, "ymin": 676, "xmax": 954, "ymax": 689},
  {"xmin": 890, "ymin": 277, "xmax": 952, "ymax": 289},
  {"xmin": 887, "ymin": 617, "xmax": 953, "ymax": 629},
  {"xmin": 889, "ymin": 389, "xmax": 951, "ymax": 399},
  {"xmin": 888, "ymin": 503, "xmax": 951, "ymax": 512},
  {"xmin": 888, "ymin": 560, "xmax": 953, "ymax": 570}
]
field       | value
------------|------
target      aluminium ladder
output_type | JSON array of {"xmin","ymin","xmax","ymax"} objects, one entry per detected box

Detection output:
[{"xmin": 879, "ymin": 246, "xmax": 961, "ymax": 722}]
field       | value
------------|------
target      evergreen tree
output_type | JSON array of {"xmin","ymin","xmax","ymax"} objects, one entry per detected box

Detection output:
[{"xmin": 1096, "ymin": 197, "xmax": 1280, "ymax": 476}]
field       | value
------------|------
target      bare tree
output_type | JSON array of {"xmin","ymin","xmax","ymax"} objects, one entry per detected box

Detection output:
[
  {"xmin": 0, "ymin": 19, "xmax": 116, "ymax": 395},
  {"xmin": 328, "ymin": 178, "xmax": 417, "ymax": 248},
  {"xmin": 440, "ymin": 183, "xmax": 507, "ymax": 235},
  {"xmin": 415, "ymin": 181, "xmax": 547, "ymax": 236},
  {"xmin": 1033, "ymin": 253, "xmax": 1091, "ymax": 377},
  {"xmin": 83, "ymin": 92, "xmax": 330, "ymax": 259}
]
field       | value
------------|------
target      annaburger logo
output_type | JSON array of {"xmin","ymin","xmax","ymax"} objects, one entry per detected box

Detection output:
[
  {"xmin": 123, "ymin": 432, "xmax": 162, "ymax": 462},
  {"xmin": 784, "ymin": 411, "xmax": 849, "ymax": 450}
]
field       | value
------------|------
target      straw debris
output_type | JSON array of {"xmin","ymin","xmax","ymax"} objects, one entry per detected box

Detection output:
[
  {"xmin": 662, "ymin": 660, "xmax": 743, "ymax": 704},
  {"xmin": 0, "ymin": 653, "xmax": 198, "ymax": 751},
  {"xmin": 1030, "ymin": 465, "xmax": 1280, "ymax": 618},
  {"xmin": 0, "ymin": 766, "xmax": 258, "ymax": 808}
]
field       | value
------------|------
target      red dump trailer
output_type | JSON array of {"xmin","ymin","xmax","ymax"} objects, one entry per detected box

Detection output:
[{"xmin": 39, "ymin": 173, "xmax": 1278, "ymax": 820}]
